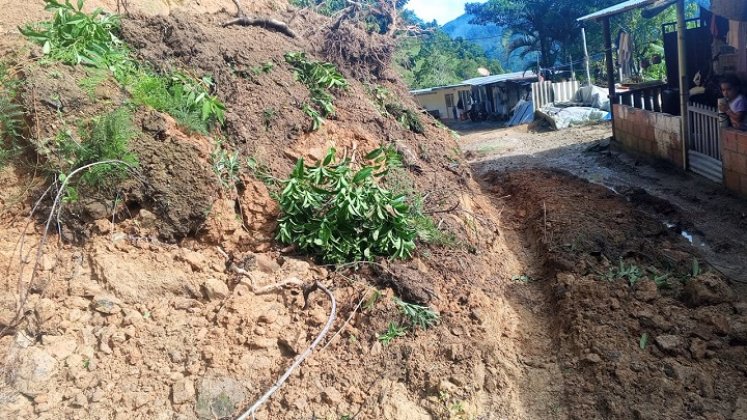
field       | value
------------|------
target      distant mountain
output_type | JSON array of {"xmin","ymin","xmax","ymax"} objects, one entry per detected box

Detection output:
[{"xmin": 441, "ymin": 14, "xmax": 530, "ymax": 72}]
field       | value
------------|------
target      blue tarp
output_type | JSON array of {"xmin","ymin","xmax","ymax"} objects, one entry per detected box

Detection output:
[{"xmin": 506, "ymin": 100, "xmax": 535, "ymax": 127}]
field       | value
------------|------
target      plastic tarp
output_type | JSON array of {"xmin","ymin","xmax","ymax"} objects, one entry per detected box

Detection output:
[
  {"xmin": 535, "ymin": 105, "xmax": 611, "ymax": 130},
  {"xmin": 570, "ymin": 85, "xmax": 611, "ymax": 111},
  {"xmin": 506, "ymin": 99, "xmax": 535, "ymax": 127}
]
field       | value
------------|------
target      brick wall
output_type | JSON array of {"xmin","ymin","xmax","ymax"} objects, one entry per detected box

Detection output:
[
  {"xmin": 722, "ymin": 128, "xmax": 747, "ymax": 196},
  {"xmin": 612, "ymin": 104, "xmax": 684, "ymax": 168}
]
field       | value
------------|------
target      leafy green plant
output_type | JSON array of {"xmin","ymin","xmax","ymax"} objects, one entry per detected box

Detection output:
[
  {"xmin": 366, "ymin": 83, "xmax": 391, "ymax": 115},
  {"xmin": 284, "ymin": 51, "xmax": 347, "ymax": 131},
  {"xmin": 20, "ymin": 0, "xmax": 123, "ymax": 67},
  {"xmin": 511, "ymin": 274, "xmax": 533, "ymax": 283},
  {"xmin": 394, "ymin": 297, "xmax": 439, "ymax": 330},
  {"xmin": 251, "ymin": 61, "xmax": 275, "ymax": 75},
  {"xmin": 301, "ymin": 103, "xmax": 324, "ymax": 132},
  {"xmin": 211, "ymin": 140, "xmax": 240, "ymax": 189},
  {"xmin": 639, "ymin": 332, "xmax": 649, "ymax": 350},
  {"xmin": 377, "ymin": 322, "xmax": 407, "ymax": 346},
  {"xmin": 602, "ymin": 259, "xmax": 644, "ymax": 286},
  {"xmin": 130, "ymin": 71, "xmax": 225, "ymax": 133},
  {"xmin": 385, "ymin": 103, "xmax": 424, "ymax": 134},
  {"xmin": 276, "ymin": 147, "xmax": 417, "ymax": 264},
  {"xmin": 653, "ymin": 272, "xmax": 671, "ymax": 289},
  {"xmin": 262, "ymin": 108, "xmax": 276, "ymax": 131},
  {"xmin": 691, "ymin": 258, "xmax": 701, "ymax": 277},
  {"xmin": 20, "ymin": 0, "xmax": 226, "ymax": 135}
]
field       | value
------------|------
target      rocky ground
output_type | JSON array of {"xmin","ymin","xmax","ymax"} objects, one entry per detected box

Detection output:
[{"xmin": 1, "ymin": 1, "xmax": 747, "ymax": 420}]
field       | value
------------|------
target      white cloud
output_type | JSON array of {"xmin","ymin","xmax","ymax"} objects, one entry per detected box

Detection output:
[{"xmin": 406, "ymin": 0, "xmax": 486, "ymax": 25}]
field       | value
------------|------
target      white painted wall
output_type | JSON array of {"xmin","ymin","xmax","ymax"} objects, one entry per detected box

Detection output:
[{"xmin": 412, "ymin": 87, "xmax": 471, "ymax": 120}]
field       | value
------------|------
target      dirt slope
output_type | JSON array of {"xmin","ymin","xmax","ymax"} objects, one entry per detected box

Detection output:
[{"xmin": 1, "ymin": 2, "xmax": 747, "ymax": 420}]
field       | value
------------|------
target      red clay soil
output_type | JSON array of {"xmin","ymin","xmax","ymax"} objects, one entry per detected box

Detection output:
[{"xmin": 1, "ymin": 2, "xmax": 747, "ymax": 420}]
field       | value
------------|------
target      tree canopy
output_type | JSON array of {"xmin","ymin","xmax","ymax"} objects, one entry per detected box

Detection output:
[
  {"xmin": 395, "ymin": 31, "xmax": 504, "ymax": 89},
  {"xmin": 465, "ymin": 0, "xmax": 618, "ymax": 70}
]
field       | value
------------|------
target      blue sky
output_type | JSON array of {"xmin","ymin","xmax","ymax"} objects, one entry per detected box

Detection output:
[{"xmin": 406, "ymin": 0, "xmax": 486, "ymax": 25}]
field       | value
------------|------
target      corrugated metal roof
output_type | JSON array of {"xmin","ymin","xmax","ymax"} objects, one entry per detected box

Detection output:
[
  {"xmin": 577, "ymin": 0, "xmax": 659, "ymax": 21},
  {"xmin": 409, "ymin": 83, "xmax": 469, "ymax": 95},
  {"xmin": 462, "ymin": 71, "xmax": 538, "ymax": 86}
]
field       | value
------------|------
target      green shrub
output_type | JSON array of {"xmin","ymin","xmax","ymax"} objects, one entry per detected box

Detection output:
[
  {"xmin": 284, "ymin": 52, "xmax": 347, "ymax": 131},
  {"xmin": 276, "ymin": 147, "xmax": 417, "ymax": 264},
  {"xmin": 53, "ymin": 108, "xmax": 138, "ymax": 200},
  {"xmin": 366, "ymin": 83, "xmax": 391, "ymax": 115},
  {"xmin": 0, "ymin": 64, "xmax": 24, "ymax": 168},
  {"xmin": 20, "ymin": 0, "xmax": 124, "ymax": 68}
]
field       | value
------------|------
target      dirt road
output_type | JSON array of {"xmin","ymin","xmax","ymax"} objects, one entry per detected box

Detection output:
[{"xmin": 461, "ymin": 122, "xmax": 747, "ymax": 285}]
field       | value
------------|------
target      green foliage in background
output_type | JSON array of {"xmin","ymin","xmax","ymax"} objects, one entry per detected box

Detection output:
[
  {"xmin": 276, "ymin": 147, "xmax": 417, "ymax": 264},
  {"xmin": 395, "ymin": 31, "xmax": 504, "ymax": 89}
]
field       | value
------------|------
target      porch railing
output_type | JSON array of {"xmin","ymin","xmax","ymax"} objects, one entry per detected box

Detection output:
[
  {"xmin": 615, "ymin": 82, "xmax": 666, "ymax": 112},
  {"xmin": 687, "ymin": 101, "xmax": 723, "ymax": 183}
]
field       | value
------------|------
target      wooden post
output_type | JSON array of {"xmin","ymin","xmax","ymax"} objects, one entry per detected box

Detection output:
[
  {"xmin": 582, "ymin": 26, "xmax": 592, "ymax": 85},
  {"xmin": 603, "ymin": 17, "xmax": 615, "ymax": 121},
  {"xmin": 676, "ymin": 0, "xmax": 689, "ymax": 170}
]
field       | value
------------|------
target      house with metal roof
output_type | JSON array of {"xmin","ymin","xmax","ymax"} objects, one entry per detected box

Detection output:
[
  {"xmin": 410, "ymin": 71, "xmax": 540, "ymax": 122},
  {"xmin": 408, "ymin": 83, "xmax": 471, "ymax": 121}
]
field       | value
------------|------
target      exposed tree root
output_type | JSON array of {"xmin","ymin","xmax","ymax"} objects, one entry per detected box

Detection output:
[{"xmin": 222, "ymin": 0, "xmax": 297, "ymax": 38}]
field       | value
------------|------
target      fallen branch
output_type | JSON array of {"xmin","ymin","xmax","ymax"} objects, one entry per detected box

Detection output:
[
  {"xmin": 222, "ymin": 0, "xmax": 297, "ymax": 38},
  {"xmin": 235, "ymin": 281, "xmax": 336, "ymax": 419}
]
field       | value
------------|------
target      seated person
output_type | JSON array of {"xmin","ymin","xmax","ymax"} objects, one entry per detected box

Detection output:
[{"xmin": 718, "ymin": 76, "xmax": 747, "ymax": 130}]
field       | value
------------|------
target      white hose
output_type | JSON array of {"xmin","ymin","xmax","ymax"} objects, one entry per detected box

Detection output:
[{"xmin": 236, "ymin": 281, "xmax": 337, "ymax": 420}]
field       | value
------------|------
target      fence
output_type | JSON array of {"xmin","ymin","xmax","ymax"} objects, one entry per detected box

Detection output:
[
  {"xmin": 531, "ymin": 80, "xmax": 579, "ymax": 108},
  {"xmin": 687, "ymin": 101, "xmax": 723, "ymax": 183},
  {"xmin": 615, "ymin": 82, "xmax": 666, "ymax": 112}
]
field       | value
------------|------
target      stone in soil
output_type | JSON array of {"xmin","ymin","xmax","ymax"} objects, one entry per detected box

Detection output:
[
  {"xmin": 195, "ymin": 375, "xmax": 247, "ymax": 419},
  {"xmin": 201, "ymin": 278, "xmax": 229, "ymax": 300},
  {"xmin": 10, "ymin": 347, "xmax": 58, "ymax": 396}
]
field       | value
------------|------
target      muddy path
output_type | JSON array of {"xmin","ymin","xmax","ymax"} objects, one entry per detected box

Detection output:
[
  {"xmin": 463, "ymin": 123, "xmax": 747, "ymax": 285},
  {"xmin": 481, "ymin": 168, "xmax": 747, "ymax": 420}
]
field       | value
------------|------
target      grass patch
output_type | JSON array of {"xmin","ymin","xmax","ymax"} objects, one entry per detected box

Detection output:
[
  {"xmin": 376, "ymin": 322, "xmax": 407, "ymax": 346},
  {"xmin": 0, "ymin": 63, "xmax": 25, "ymax": 168}
]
